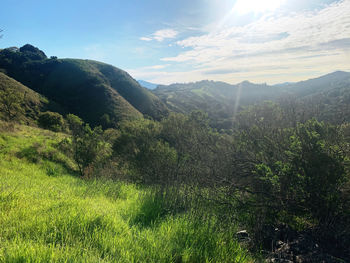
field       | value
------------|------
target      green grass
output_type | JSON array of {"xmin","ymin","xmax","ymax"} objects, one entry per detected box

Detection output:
[
  {"xmin": 0, "ymin": 124, "xmax": 253, "ymax": 262},
  {"xmin": 0, "ymin": 73, "xmax": 47, "ymax": 124}
]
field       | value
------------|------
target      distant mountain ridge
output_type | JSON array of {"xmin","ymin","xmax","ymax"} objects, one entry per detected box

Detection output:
[
  {"xmin": 137, "ymin": 80, "xmax": 159, "ymax": 90},
  {"xmin": 154, "ymin": 71, "xmax": 350, "ymax": 128},
  {"xmin": 0, "ymin": 44, "xmax": 168, "ymax": 127}
]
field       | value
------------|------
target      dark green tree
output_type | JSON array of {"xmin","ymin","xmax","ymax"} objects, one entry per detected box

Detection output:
[
  {"xmin": 66, "ymin": 114, "xmax": 111, "ymax": 177},
  {"xmin": 38, "ymin": 111, "xmax": 64, "ymax": 132},
  {"xmin": 0, "ymin": 85, "xmax": 24, "ymax": 121}
]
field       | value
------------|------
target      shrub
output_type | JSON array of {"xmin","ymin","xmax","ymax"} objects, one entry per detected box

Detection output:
[
  {"xmin": 38, "ymin": 111, "xmax": 64, "ymax": 132},
  {"xmin": 113, "ymin": 118, "xmax": 177, "ymax": 185}
]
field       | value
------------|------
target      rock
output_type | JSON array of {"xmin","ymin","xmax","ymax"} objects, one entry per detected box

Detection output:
[{"xmin": 236, "ymin": 230, "xmax": 250, "ymax": 242}]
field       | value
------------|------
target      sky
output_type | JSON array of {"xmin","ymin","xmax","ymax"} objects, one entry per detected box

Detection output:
[{"xmin": 1, "ymin": 0, "xmax": 350, "ymax": 84}]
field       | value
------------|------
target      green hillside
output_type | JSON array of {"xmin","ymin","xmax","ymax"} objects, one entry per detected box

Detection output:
[
  {"xmin": 0, "ymin": 123, "xmax": 251, "ymax": 262},
  {"xmin": 0, "ymin": 45, "xmax": 168, "ymax": 127},
  {"xmin": 0, "ymin": 72, "xmax": 50, "ymax": 124}
]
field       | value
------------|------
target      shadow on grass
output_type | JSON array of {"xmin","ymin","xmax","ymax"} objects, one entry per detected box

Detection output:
[{"xmin": 16, "ymin": 144, "xmax": 78, "ymax": 176}]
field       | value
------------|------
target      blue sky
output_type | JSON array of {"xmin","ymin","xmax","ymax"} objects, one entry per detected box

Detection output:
[{"xmin": 1, "ymin": 0, "xmax": 349, "ymax": 84}]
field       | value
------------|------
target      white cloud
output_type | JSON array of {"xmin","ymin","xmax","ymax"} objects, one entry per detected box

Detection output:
[
  {"xmin": 140, "ymin": 37, "xmax": 152, "ymax": 41},
  {"xmin": 144, "ymin": 64, "xmax": 171, "ymax": 70},
  {"xmin": 140, "ymin": 29, "xmax": 178, "ymax": 42},
  {"xmin": 133, "ymin": 0, "xmax": 350, "ymax": 84}
]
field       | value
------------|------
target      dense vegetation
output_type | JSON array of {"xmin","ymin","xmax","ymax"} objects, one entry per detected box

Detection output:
[{"xmin": 107, "ymin": 106, "xmax": 350, "ymax": 261}]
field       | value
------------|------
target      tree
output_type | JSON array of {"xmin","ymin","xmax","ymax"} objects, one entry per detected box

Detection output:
[
  {"xmin": 66, "ymin": 114, "xmax": 111, "ymax": 177},
  {"xmin": 0, "ymin": 85, "xmax": 24, "ymax": 121}
]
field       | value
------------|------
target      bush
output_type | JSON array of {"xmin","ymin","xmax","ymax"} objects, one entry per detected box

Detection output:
[
  {"xmin": 38, "ymin": 111, "xmax": 64, "ymax": 132},
  {"xmin": 113, "ymin": 119, "xmax": 177, "ymax": 185},
  {"xmin": 231, "ymin": 117, "xmax": 350, "ymax": 248}
]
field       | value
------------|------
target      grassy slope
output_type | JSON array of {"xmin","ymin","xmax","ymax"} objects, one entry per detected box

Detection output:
[
  {"xmin": 0, "ymin": 124, "xmax": 252, "ymax": 263},
  {"xmin": 92, "ymin": 61, "xmax": 169, "ymax": 121},
  {"xmin": 0, "ymin": 73, "xmax": 47, "ymax": 123},
  {"xmin": 42, "ymin": 59, "xmax": 143, "ymax": 125}
]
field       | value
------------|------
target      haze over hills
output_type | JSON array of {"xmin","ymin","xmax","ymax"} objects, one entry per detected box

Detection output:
[
  {"xmin": 137, "ymin": 80, "xmax": 159, "ymax": 90},
  {"xmin": 154, "ymin": 71, "xmax": 350, "ymax": 128},
  {"xmin": 0, "ymin": 44, "xmax": 168, "ymax": 127}
]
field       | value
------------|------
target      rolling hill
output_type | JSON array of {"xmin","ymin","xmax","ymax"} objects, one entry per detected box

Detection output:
[
  {"xmin": 0, "ymin": 45, "xmax": 168, "ymax": 127},
  {"xmin": 154, "ymin": 71, "xmax": 350, "ymax": 128}
]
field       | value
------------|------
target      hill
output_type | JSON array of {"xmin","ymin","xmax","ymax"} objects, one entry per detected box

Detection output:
[
  {"xmin": 154, "ymin": 80, "xmax": 282, "ymax": 128},
  {"xmin": 0, "ymin": 45, "xmax": 168, "ymax": 127},
  {"xmin": 154, "ymin": 71, "xmax": 350, "ymax": 128},
  {"xmin": 274, "ymin": 71, "xmax": 350, "ymax": 96}
]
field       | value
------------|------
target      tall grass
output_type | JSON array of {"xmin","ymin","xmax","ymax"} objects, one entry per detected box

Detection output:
[{"xmin": 0, "ymin": 125, "xmax": 253, "ymax": 262}]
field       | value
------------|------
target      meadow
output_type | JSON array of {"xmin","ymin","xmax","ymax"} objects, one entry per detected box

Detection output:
[{"xmin": 0, "ymin": 124, "xmax": 252, "ymax": 262}]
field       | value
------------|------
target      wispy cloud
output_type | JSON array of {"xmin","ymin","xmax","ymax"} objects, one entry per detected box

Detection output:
[
  {"xmin": 140, "ymin": 37, "xmax": 152, "ymax": 41},
  {"xmin": 163, "ymin": 0, "xmax": 350, "ymax": 63},
  {"xmin": 133, "ymin": 0, "xmax": 350, "ymax": 84},
  {"xmin": 140, "ymin": 29, "xmax": 178, "ymax": 42},
  {"xmin": 144, "ymin": 64, "xmax": 171, "ymax": 70}
]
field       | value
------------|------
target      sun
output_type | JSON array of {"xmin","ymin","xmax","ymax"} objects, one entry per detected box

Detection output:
[{"xmin": 233, "ymin": 0, "xmax": 285, "ymax": 14}]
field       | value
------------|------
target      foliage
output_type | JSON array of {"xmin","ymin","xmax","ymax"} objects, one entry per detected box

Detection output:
[
  {"xmin": 38, "ymin": 111, "xmax": 64, "ymax": 131},
  {"xmin": 225, "ymin": 104, "xmax": 350, "ymax": 254},
  {"xmin": 113, "ymin": 118, "xmax": 177, "ymax": 184},
  {"xmin": 0, "ymin": 80, "xmax": 24, "ymax": 121},
  {"xmin": 241, "ymin": 119, "xmax": 348, "ymax": 229},
  {"xmin": 66, "ymin": 114, "xmax": 112, "ymax": 177}
]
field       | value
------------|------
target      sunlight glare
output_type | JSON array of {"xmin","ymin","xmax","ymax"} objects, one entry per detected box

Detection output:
[{"xmin": 233, "ymin": 0, "xmax": 285, "ymax": 14}]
